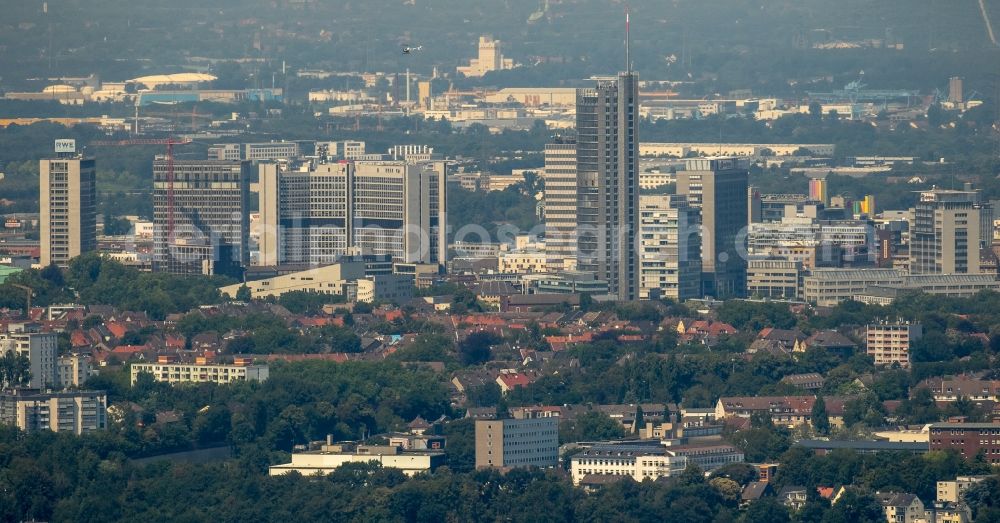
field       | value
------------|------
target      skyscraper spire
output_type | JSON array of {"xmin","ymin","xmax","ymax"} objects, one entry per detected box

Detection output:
[{"xmin": 625, "ymin": 7, "xmax": 631, "ymax": 73}]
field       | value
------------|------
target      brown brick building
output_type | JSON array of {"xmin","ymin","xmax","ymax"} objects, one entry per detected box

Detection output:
[{"xmin": 929, "ymin": 422, "xmax": 1000, "ymax": 464}]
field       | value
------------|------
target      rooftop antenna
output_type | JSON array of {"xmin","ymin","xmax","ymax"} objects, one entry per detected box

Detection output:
[{"xmin": 625, "ymin": 6, "xmax": 632, "ymax": 73}]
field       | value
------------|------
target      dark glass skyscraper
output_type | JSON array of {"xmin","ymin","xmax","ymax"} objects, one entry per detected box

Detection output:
[
  {"xmin": 152, "ymin": 159, "xmax": 251, "ymax": 277},
  {"xmin": 677, "ymin": 158, "xmax": 750, "ymax": 298}
]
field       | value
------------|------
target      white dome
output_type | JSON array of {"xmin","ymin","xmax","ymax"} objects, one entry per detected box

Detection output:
[
  {"xmin": 129, "ymin": 73, "xmax": 217, "ymax": 88},
  {"xmin": 43, "ymin": 84, "xmax": 78, "ymax": 93}
]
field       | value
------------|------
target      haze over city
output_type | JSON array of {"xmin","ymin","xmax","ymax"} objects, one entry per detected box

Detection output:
[{"xmin": 2, "ymin": 1, "xmax": 1000, "ymax": 522}]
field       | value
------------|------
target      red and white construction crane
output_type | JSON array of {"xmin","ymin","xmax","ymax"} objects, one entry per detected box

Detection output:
[{"xmin": 89, "ymin": 138, "xmax": 192, "ymax": 240}]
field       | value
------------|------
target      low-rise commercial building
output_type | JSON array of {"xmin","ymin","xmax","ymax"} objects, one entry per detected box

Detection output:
[
  {"xmin": 356, "ymin": 274, "xmax": 414, "ymax": 304},
  {"xmin": 498, "ymin": 251, "xmax": 548, "ymax": 274},
  {"xmin": 130, "ymin": 356, "xmax": 269, "ymax": 385},
  {"xmin": 220, "ymin": 262, "xmax": 367, "ymax": 299},
  {"xmin": 0, "ymin": 389, "xmax": 107, "ymax": 435},
  {"xmin": 269, "ymin": 442, "xmax": 445, "ymax": 477},
  {"xmin": 802, "ymin": 269, "xmax": 904, "ymax": 306},
  {"xmin": 747, "ymin": 259, "xmax": 802, "ymax": 299}
]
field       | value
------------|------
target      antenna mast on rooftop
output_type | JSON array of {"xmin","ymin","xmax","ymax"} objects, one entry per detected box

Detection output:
[{"xmin": 625, "ymin": 6, "xmax": 632, "ymax": 73}]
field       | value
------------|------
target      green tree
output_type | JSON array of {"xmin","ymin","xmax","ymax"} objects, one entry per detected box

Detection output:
[
  {"xmin": 741, "ymin": 498, "xmax": 790, "ymax": 523},
  {"xmin": 820, "ymin": 489, "xmax": 885, "ymax": 523},
  {"xmin": 0, "ymin": 351, "xmax": 31, "ymax": 388},
  {"xmin": 559, "ymin": 412, "xmax": 625, "ymax": 443},
  {"xmin": 812, "ymin": 395, "xmax": 830, "ymax": 435},
  {"xmin": 234, "ymin": 285, "xmax": 252, "ymax": 302},
  {"xmin": 458, "ymin": 332, "xmax": 499, "ymax": 366}
]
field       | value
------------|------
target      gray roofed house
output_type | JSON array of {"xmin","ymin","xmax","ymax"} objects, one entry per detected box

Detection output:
[
  {"xmin": 741, "ymin": 481, "xmax": 773, "ymax": 507},
  {"xmin": 801, "ymin": 330, "xmax": 858, "ymax": 357},
  {"xmin": 876, "ymin": 492, "xmax": 925, "ymax": 523},
  {"xmin": 781, "ymin": 373, "xmax": 825, "ymax": 391}
]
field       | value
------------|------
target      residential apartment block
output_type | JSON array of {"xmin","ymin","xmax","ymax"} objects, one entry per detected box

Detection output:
[
  {"xmin": 0, "ymin": 324, "xmax": 58, "ymax": 390},
  {"xmin": 936, "ymin": 475, "xmax": 989, "ymax": 503},
  {"xmin": 638, "ymin": 194, "xmax": 702, "ymax": 300},
  {"xmin": 866, "ymin": 321, "xmax": 922, "ymax": 368},
  {"xmin": 130, "ymin": 356, "xmax": 269, "ymax": 385},
  {"xmin": 543, "ymin": 140, "xmax": 578, "ymax": 270},
  {"xmin": 0, "ymin": 389, "xmax": 107, "ymax": 435}
]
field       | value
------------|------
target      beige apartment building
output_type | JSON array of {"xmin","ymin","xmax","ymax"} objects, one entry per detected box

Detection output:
[
  {"xmin": 130, "ymin": 356, "xmax": 269, "ymax": 385},
  {"xmin": 57, "ymin": 354, "xmax": 91, "ymax": 388},
  {"xmin": 866, "ymin": 321, "xmax": 922, "ymax": 368},
  {"xmin": 638, "ymin": 194, "xmax": 702, "ymax": 300},
  {"xmin": 475, "ymin": 417, "xmax": 559, "ymax": 469},
  {"xmin": 40, "ymin": 149, "xmax": 97, "ymax": 267},
  {"xmin": 543, "ymin": 140, "xmax": 578, "ymax": 269},
  {"xmin": 937, "ymin": 476, "xmax": 989, "ymax": 503}
]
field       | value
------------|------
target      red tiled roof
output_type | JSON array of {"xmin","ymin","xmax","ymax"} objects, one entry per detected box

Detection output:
[
  {"xmin": 106, "ymin": 322, "xmax": 127, "ymax": 339},
  {"xmin": 112, "ymin": 345, "xmax": 148, "ymax": 354},
  {"xmin": 497, "ymin": 372, "xmax": 532, "ymax": 389}
]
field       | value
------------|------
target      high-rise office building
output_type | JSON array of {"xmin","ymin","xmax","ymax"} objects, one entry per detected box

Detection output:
[
  {"xmin": 576, "ymin": 72, "xmax": 640, "ymax": 301},
  {"xmin": 39, "ymin": 141, "xmax": 96, "ymax": 267},
  {"xmin": 910, "ymin": 189, "xmax": 982, "ymax": 275},
  {"xmin": 543, "ymin": 139, "xmax": 578, "ymax": 270},
  {"xmin": 152, "ymin": 159, "xmax": 251, "ymax": 277},
  {"xmin": 638, "ymin": 195, "xmax": 702, "ymax": 300},
  {"xmin": 808, "ymin": 178, "xmax": 828, "ymax": 205},
  {"xmin": 475, "ymin": 417, "xmax": 559, "ymax": 469},
  {"xmin": 258, "ymin": 160, "xmax": 447, "ymax": 267},
  {"xmin": 948, "ymin": 76, "xmax": 964, "ymax": 104},
  {"xmin": 677, "ymin": 157, "xmax": 750, "ymax": 298}
]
